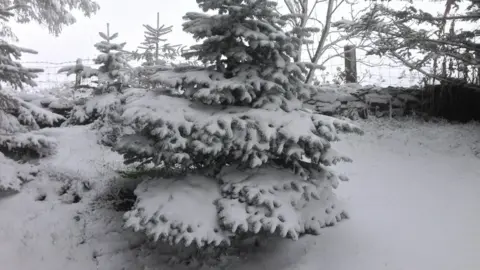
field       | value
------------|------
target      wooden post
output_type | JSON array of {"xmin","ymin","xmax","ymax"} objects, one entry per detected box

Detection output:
[
  {"xmin": 475, "ymin": 43, "xmax": 480, "ymax": 84},
  {"xmin": 344, "ymin": 45, "xmax": 357, "ymax": 83}
]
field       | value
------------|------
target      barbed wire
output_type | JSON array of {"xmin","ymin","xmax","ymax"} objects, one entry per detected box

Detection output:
[
  {"xmin": 19, "ymin": 59, "xmax": 96, "ymax": 65},
  {"xmin": 17, "ymin": 56, "xmax": 425, "ymax": 88}
]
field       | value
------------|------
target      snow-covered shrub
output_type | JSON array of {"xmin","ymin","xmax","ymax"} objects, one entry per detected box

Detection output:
[
  {"xmin": 0, "ymin": 93, "xmax": 55, "ymax": 190},
  {"xmin": 1, "ymin": 92, "xmax": 60, "ymax": 161},
  {"xmin": 0, "ymin": 91, "xmax": 65, "ymax": 132},
  {"xmin": 16, "ymin": 92, "xmax": 75, "ymax": 118},
  {"xmin": 112, "ymin": 0, "xmax": 362, "ymax": 248},
  {"xmin": 0, "ymin": 131, "xmax": 56, "ymax": 159},
  {"xmin": 63, "ymin": 92, "xmax": 120, "ymax": 125},
  {"xmin": 0, "ymin": 151, "xmax": 38, "ymax": 192},
  {"xmin": 0, "ymin": 70, "xmax": 60, "ymax": 169}
]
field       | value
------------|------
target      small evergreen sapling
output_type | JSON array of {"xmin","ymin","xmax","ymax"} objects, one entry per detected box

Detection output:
[
  {"xmin": 58, "ymin": 23, "xmax": 132, "ymax": 94},
  {"xmin": 60, "ymin": 24, "xmax": 132, "ymax": 127},
  {"xmin": 134, "ymin": 12, "xmax": 181, "ymax": 66},
  {"xmin": 57, "ymin": 58, "xmax": 98, "ymax": 90},
  {"xmin": 93, "ymin": 23, "xmax": 132, "ymax": 92},
  {"xmin": 131, "ymin": 12, "xmax": 184, "ymax": 89},
  {"xmin": 114, "ymin": 0, "xmax": 362, "ymax": 248}
]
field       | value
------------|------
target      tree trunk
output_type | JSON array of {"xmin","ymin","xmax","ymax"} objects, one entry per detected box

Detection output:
[{"xmin": 305, "ymin": 0, "xmax": 334, "ymax": 84}]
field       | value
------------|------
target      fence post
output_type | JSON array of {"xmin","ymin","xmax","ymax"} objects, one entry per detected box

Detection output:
[
  {"xmin": 344, "ymin": 45, "xmax": 357, "ymax": 83},
  {"xmin": 475, "ymin": 43, "xmax": 480, "ymax": 84}
]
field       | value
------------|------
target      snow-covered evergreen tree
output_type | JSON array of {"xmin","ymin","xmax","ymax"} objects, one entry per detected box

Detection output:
[
  {"xmin": 0, "ymin": 70, "xmax": 58, "ymax": 192},
  {"xmin": 0, "ymin": 4, "xmax": 64, "ymax": 140},
  {"xmin": 0, "ymin": 6, "xmax": 43, "ymax": 89},
  {"xmin": 131, "ymin": 12, "xmax": 184, "ymax": 89},
  {"xmin": 60, "ymin": 24, "xmax": 133, "ymax": 129},
  {"xmin": 134, "ymin": 12, "xmax": 182, "ymax": 66},
  {"xmin": 92, "ymin": 24, "xmax": 132, "ymax": 92},
  {"xmin": 59, "ymin": 23, "xmax": 132, "ymax": 93},
  {"xmin": 113, "ymin": 0, "xmax": 362, "ymax": 248}
]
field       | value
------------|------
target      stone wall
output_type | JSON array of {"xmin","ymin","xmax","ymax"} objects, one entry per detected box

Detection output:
[{"xmin": 305, "ymin": 84, "xmax": 424, "ymax": 119}]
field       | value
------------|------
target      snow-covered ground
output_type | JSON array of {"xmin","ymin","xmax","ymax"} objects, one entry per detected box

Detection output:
[{"xmin": 1, "ymin": 118, "xmax": 479, "ymax": 270}]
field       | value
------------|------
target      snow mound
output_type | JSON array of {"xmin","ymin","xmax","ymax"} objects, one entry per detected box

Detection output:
[{"xmin": 34, "ymin": 125, "xmax": 124, "ymax": 181}]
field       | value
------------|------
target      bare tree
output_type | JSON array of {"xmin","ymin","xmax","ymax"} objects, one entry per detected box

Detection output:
[
  {"xmin": 334, "ymin": 1, "xmax": 480, "ymax": 85},
  {"xmin": 280, "ymin": 0, "xmax": 373, "ymax": 84}
]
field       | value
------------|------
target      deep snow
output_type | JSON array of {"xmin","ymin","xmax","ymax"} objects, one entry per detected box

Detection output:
[{"xmin": 1, "ymin": 118, "xmax": 479, "ymax": 270}]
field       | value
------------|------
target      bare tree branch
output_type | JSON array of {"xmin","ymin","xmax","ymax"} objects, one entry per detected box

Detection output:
[{"xmin": 305, "ymin": 0, "xmax": 335, "ymax": 83}]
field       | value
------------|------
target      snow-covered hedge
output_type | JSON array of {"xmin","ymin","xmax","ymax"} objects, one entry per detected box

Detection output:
[{"xmin": 307, "ymin": 84, "xmax": 423, "ymax": 119}]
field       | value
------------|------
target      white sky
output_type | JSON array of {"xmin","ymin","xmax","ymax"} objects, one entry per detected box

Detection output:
[
  {"xmin": 12, "ymin": 0, "xmax": 200, "ymax": 63},
  {"xmin": 8, "ymin": 0, "xmax": 448, "ymax": 89}
]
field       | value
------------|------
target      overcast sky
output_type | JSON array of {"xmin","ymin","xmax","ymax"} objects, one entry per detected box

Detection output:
[
  {"xmin": 9, "ymin": 0, "xmax": 447, "ymax": 89},
  {"xmin": 12, "ymin": 0, "xmax": 444, "ymax": 62},
  {"xmin": 12, "ymin": 0, "xmax": 201, "ymax": 63}
]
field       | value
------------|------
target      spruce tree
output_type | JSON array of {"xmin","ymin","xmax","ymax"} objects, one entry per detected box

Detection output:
[
  {"xmin": 1, "ymin": 5, "xmax": 62, "ymax": 155},
  {"xmin": 131, "ymin": 12, "xmax": 184, "ymax": 89},
  {"xmin": 134, "ymin": 12, "xmax": 181, "ymax": 66},
  {"xmin": 93, "ymin": 24, "xmax": 132, "ymax": 92},
  {"xmin": 114, "ymin": 0, "xmax": 362, "ymax": 248},
  {"xmin": 59, "ymin": 24, "xmax": 133, "ymax": 128},
  {"xmin": 0, "ymin": 6, "xmax": 43, "ymax": 90},
  {"xmin": 58, "ymin": 23, "xmax": 132, "ymax": 93}
]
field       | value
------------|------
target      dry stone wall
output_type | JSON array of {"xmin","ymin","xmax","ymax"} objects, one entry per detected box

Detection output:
[{"xmin": 306, "ymin": 83, "xmax": 424, "ymax": 119}]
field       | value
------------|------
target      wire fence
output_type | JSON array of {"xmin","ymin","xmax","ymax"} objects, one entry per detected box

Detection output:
[{"xmin": 14, "ymin": 55, "xmax": 425, "ymax": 92}]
